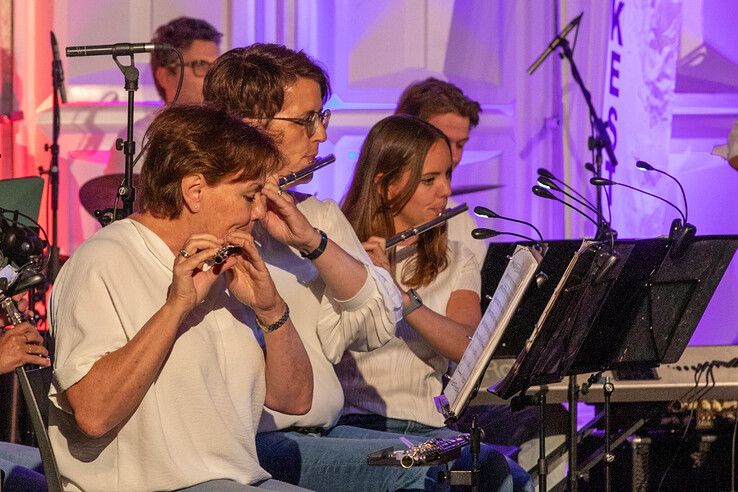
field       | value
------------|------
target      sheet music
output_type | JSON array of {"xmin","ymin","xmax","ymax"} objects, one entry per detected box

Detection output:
[{"xmin": 435, "ymin": 245, "xmax": 543, "ymax": 421}]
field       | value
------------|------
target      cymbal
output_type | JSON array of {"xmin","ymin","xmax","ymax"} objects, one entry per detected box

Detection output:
[
  {"xmin": 450, "ymin": 183, "xmax": 503, "ymax": 196},
  {"xmin": 79, "ymin": 174, "xmax": 141, "ymax": 217}
]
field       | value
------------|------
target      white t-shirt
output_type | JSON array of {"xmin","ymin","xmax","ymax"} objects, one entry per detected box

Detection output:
[
  {"xmin": 49, "ymin": 219, "xmax": 270, "ymax": 491},
  {"xmin": 257, "ymin": 195, "xmax": 402, "ymax": 431},
  {"xmin": 336, "ymin": 240, "xmax": 481, "ymax": 427},
  {"xmin": 446, "ymin": 197, "xmax": 487, "ymax": 270}
]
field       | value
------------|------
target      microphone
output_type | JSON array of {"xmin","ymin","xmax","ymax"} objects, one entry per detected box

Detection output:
[
  {"xmin": 50, "ymin": 32, "xmax": 67, "ymax": 103},
  {"xmin": 537, "ymin": 168, "xmax": 597, "ymax": 212},
  {"xmin": 472, "ymin": 228, "xmax": 541, "ymax": 245},
  {"xmin": 537, "ymin": 175, "xmax": 599, "ymax": 217},
  {"xmin": 590, "ymin": 177, "xmax": 685, "ymax": 224},
  {"xmin": 473, "ymin": 206, "xmax": 544, "ymax": 243},
  {"xmin": 590, "ymin": 175, "xmax": 696, "ymax": 258},
  {"xmin": 66, "ymin": 42, "xmax": 172, "ymax": 57},
  {"xmin": 528, "ymin": 13, "xmax": 583, "ymax": 75},
  {"xmin": 635, "ymin": 160, "xmax": 689, "ymax": 223},
  {"xmin": 532, "ymin": 185, "xmax": 614, "ymax": 242}
]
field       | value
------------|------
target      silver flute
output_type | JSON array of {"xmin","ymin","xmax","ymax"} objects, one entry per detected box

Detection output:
[
  {"xmin": 278, "ymin": 154, "xmax": 337, "ymax": 189},
  {"xmin": 400, "ymin": 434, "xmax": 471, "ymax": 468},
  {"xmin": 386, "ymin": 203, "xmax": 468, "ymax": 249},
  {"xmin": 202, "ymin": 245, "xmax": 243, "ymax": 271}
]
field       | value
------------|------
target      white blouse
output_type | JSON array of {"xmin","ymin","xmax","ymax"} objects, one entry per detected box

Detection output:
[
  {"xmin": 336, "ymin": 240, "xmax": 481, "ymax": 427},
  {"xmin": 257, "ymin": 195, "xmax": 403, "ymax": 431},
  {"xmin": 50, "ymin": 219, "xmax": 269, "ymax": 492}
]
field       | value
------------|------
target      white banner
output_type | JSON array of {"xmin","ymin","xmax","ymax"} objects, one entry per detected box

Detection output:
[{"xmin": 601, "ymin": 0, "xmax": 682, "ymax": 238}]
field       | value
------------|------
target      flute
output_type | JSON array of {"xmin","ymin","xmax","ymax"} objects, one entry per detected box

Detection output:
[
  {"xmin": 278, "ymin": 154, "xmax": 337, "ymax": 189},
  {"xmin": 385, "ymin": 203, "xmax": 468, "ymax": 248},
  {"xmin": 202, "ymin": 244, "xmax": 243, "ymax": 272}
]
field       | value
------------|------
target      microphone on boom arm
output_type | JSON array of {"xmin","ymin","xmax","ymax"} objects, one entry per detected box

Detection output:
[
  {"xmin": 473, "ymin": 206, "xmax": 545, "ymax": 244},
  {"xmin": 472, "ymin": 207, "xmax": 548, "ymax": 288},
  {"xmin": 590, "ymin": 163, "xmax": 696, "ymax": 258},
  {"xmin": 471, "ymin": 227, "xmax": 549, "ymax": 288},
  {"xmin": 537, "ymin": 168, "xmax": 599, "ymax": 213},
  {"xmin": 532, "ymin": 185, "xmax": 619, "ymax": 284},
  {"xmin": 66, "ymin": 42, "xmax": 172, "ymax": 57}
]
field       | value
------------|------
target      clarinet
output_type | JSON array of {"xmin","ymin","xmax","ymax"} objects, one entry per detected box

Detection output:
[
  {"xmin": 386, "ymin": 203, "xmax": 468, "ymax": 248},
  {"xmin": 278, "ymin": 154, "xmax": 337, "ymax": 189}
]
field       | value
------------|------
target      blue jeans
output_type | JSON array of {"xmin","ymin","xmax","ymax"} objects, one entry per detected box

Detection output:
[
  {"xmin": 177, "ymin": 478, "xmax": 312, "ymax": 491},
  {"xmin": 0, "ymin": 441, "xmax": 47, "ymax": 492},
  {"xmin": 256, "ymin": 421, "xmax": 522, "ymax": 491}
]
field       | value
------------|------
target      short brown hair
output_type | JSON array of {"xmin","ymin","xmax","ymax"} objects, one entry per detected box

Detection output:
[
  {"xmin": 150, "ymin": 17, "xmax": 222, "ymax": 100},
  {"xmin": 341, "ymin": 114, "xmax": 450, "ymax": 288},
  {"xmin": 395, "ymin": 78, "xmax": 481, "ymax": 127},
  {"xmin": 140, "ymin": 104, "xmax": 282, "ymax": 219},
  {"xmin": 203, "ymin": 43, "xmax": 331, "ymax": 119}
]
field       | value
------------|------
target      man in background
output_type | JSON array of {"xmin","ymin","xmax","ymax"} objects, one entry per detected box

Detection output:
[
  {"xmin": 104, "ymin": 16, "xmax": 221, "ymax": 175},
  {"xmin": 395, "ymin": 77, "xmax": 487, "ymax": 268}
]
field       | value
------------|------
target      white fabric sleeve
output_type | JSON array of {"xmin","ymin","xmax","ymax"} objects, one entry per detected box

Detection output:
[
  {"xmin": 49, "ymin": 257, "xmax": 130, "ymax": 413},
  {"xmin": 450, "ymin": 242, "xmax": 482, "ymax": 296},
  {"xmin": 310, "ymin": 199, "xmax": 402, "ymax": 363}
]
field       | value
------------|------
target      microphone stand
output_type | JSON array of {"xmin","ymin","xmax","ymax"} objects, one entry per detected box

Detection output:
[
  {"xmin": 557, "ymin": 37, "xmax": 617, "ymax": 233},
  {"xmin": 112, "ymin": 54, "xmax": 140, "ymax": 219},
  {"xmin": 42, "ymin": 35, "xmax": 64, "ymax": 283}
]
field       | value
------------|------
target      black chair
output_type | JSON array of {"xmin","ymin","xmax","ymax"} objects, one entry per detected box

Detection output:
[{"xmin": 15, "ymin": 365, "xmax": 63, "ymax": 492}]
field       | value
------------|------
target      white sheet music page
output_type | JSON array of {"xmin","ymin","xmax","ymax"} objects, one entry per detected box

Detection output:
[{"xmin": 435, "ymin": 245, "xmax": 543, "ymax": 421}]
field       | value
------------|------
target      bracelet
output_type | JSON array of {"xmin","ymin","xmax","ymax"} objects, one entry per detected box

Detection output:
[
  {"xmin": 300, "ymin": 229, "xmax": 328, "ymax": 261},
  {"xmin": 256, "ymin": 305, "xmax": 290, "ymax": 333}
]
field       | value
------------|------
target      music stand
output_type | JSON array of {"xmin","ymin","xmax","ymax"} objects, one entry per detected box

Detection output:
[
  {"xmin": 565, "ymin": 235, "xmax": 738, "ymax": 490},
  {"xmin": 485, "ymin": 239, "xmax": 633, "ymax": 491},
  {"xmin": 491, "ymin": 240, "xmax": 632, "ymax": 399},
  {"xmin": 368, "ymin": 245, "xmax": 546, "ymax": 491},
  {"xmin": 436, "ymin": 245, "xmax": 545, "ymax": 423}
]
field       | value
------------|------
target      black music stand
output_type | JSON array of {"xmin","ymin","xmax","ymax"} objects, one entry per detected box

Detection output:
[
  {"xmin": 485, "ymin": 240, "xmax": 632, "ymax": 491},
  {"xmin": 565, "ymin": 235, "xmax": 738, "ymax": 491},
  {"xmin": 369, "ymin": 245, "xmax": 547, "ymax": 491},
  {"xmin": 481, "ymin": 240, "xmax": 582, "ymax": 359}
]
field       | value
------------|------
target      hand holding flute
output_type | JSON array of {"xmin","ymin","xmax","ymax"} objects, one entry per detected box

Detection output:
[{"xmin": 361, "ymin": 203, "xmax": 469, "ymax": 274}]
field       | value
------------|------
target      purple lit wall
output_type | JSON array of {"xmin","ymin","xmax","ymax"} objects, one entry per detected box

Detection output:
[{"xmin": 31, "ymin": 0, "xmax": 737, "ymax": 346}]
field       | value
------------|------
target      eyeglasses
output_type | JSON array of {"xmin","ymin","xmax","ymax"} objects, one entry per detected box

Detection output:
[
  {"xmin": 268, "ymin": 109, "xmax": 331, "ymax": 138},
  {"xmin": 169, "ymin": 59, "xmax": 213, "ymax": 77}
]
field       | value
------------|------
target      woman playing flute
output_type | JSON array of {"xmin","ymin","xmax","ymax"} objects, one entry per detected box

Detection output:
[{"xmin": 337, "ymin": 114, "xmax": 532, "ymax": 491}]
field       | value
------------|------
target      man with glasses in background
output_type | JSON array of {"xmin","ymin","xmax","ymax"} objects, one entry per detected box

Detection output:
[{"xmin": 105, "ymin": 16, "xmax": 221, "ymax": 175}]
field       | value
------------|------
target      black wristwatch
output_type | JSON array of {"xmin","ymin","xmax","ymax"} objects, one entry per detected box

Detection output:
[
  {"xmin": 300, "ymin": 229, "xmax": 328, "ymax": 261},
  {"xmin": 402, "ymin": 288, "xmax": 423, "ymax": 317}
]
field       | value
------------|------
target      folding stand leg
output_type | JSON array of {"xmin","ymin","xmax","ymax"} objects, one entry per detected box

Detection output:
[
  {"xmin": 537, "ymin": 393, "xmax": 548, "ymax": 492},
  {"xmin": 512, "ymin": 392, "xmax": 549, "ymax": 491},
  {"xmin": 440, "ymin": 416, "xmax": 480, "ymax": 490},
  {"xmin": 603, "ymin": 377, "xmax": 614, "ymax": 492},
  {"xmin": 567, "ymin": 375, "xmax": 579, "ymax": 492}
]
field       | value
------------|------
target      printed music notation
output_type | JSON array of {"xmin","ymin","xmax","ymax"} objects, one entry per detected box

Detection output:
[{"xmin": 435, "ymin": 245, "xmax": 543, "ymax": 421}]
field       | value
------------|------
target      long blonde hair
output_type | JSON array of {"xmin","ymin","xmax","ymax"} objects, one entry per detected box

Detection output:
[{"xmin": 341, "ymin": 114, "xmax": 451, "ymax": 288}]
